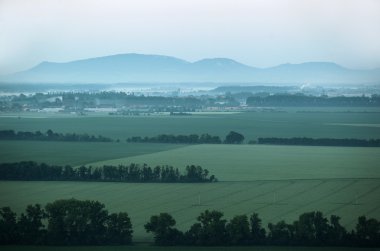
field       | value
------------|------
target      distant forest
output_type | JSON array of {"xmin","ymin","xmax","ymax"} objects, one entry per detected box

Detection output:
[
  {"xmin": 255, "ymin": 137, "xmax": 380, "ymax": 147},
  {"xmin": 127, "ymin": 131, "xmax": 244, "ymax": 144},
  {"xmin": 0, "ymin": 162, "xmax": 217, "ymax": 183},
  {"xmin": 1, "ymin": 200, "xmax": 379, "ymax": 247},
  {"xmin": 0, "ymin": 129, "xmax": 113, "ymax": 142},
  {"xmin": 127, "ymin": 133, "xmax": 222, "ymax": 144},
  {"xmin": 2, "ymin": 129, "xmax": 378, "ymax": 147},
  {"xmin": 246, "ymin": 94, "xmax": 380, "ymax": 107}
]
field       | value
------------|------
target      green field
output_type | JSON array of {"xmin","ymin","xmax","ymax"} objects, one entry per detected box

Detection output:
[
  {"xmin": 1, "ymin": 111, "xmax": 380, "ymax": 244},
  {"xmin": 2, "ymin": 141, "xmax": 379, "ymax": 180},
  {"xmin": 1, "ymin": 110, "xmax": 380, "ymax": 140},
  {"xmin": 1, "ymin": 178, "xmax": 379, "ymax": 242},
  {"xmin": 0, "ymin": 141, "xmax": 183, "ymax": 166},
  {"xmin": 1, "ymin": 245, "xmax": 379, "ymax": 251},
  {"xmin": 89, "ymin": 144, "xmax": 380, "ymax": 181}
]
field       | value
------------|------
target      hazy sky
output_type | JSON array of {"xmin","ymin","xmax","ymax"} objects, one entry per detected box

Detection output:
[{"xmin": 1, "ymin": 0, "xmax": 380, "ymax": 74}]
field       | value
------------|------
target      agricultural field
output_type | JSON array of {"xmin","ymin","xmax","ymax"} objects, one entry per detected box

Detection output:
[
  {"xmin": 1, "ymin": 110, "xmax": 380, "ymax": 243},
  {"xmin": 1, "ymin": 178, "xmax": 379, "ymax": 242},
  {"xmin": 89, "ymin": 144, "xmax": 380, "ymax": 181},
  {"xmin": 0, "ymin": 140, "xmax": 184, "ymax": 166},
  {"xmin": 1, "ymin": 109, "xmax": 380, "ymax": 140}
]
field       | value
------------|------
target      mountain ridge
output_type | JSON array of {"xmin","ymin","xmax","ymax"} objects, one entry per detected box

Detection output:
[{"xmin": 3, "ymin": 53, "xmax": 379, "ymax": 84}]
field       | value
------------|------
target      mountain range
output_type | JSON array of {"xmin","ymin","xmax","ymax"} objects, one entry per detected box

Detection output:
[{"xmin": 3, "ymin": 53, "xmax": 380, "ymax": 84}]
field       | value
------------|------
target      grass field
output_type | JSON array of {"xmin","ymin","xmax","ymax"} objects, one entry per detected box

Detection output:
[
  {"xmin": 1, "ymin": 110, "xmax": 379, "ymax": 245},
  {"xmin": 0, "ymin": 141, "xmax": 184, "ymax": 166},
  {"xmin": 89, "ymin": 144, "xmax": 380, "ymax": 181},
  {"xmin": 1, "ymin": 245, "xmax": 379, "ymax": 251},
  {"xmin": 1, "ymin": 142, "xmax": 379, "ymax": 180},
  {"xmin": 1, "ymin": 178, "xmax": 379, "ymax": 242},
  {"xmin": 1, "ymin": 110, "xmax": 380, "ymax": 140}
]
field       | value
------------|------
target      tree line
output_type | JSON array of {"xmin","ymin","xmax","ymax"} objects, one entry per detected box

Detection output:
[
  {"xmin": 0, "ymin": 161, "xmax": 217, "ymax": 183},
  {"xmin": 254, "ymin": 137, "xmax": 380, "ymax": 147},
  {"xmin": 145, "ymin": 210, "xmax": 379, "ymax": 247},
  {"xmin": 4, "ymin": 129, "xmax": 379, "ymax": 147},
  {"xmin": 0, "ymin": 129, "xmax": 113, "ymax": 142},
  {"xmin": 2, "ymin": 201, "xmax": 379, "ymax": 247},
  {"xmin": 0, "ymin": 199, "xmax": 132, "ymax": 245},
  {"xmin": 246, "ymin": 94, "xmax": 380, "ymax": 107},
  {"xmin": 127, "ymin": 131, "xmax": 245, "ymax": 144}
]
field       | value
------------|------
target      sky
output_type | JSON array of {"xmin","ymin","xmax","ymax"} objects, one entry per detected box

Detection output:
[{"xmin": 0, "ymin": 0, "xmax": 380, "ymax": 75}]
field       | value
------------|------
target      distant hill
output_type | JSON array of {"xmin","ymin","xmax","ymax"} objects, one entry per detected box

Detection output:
[{"xmin": 3, "ymin": 53, "xmax": 380, "ymax": 84}]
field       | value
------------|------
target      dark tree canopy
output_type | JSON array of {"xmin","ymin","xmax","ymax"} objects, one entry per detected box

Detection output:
[
  {"xmin": 0, "ymin": 129, "xmax": 113, "ymax": 142},
  {"xmin": 17, "ymin": 204, "xmax": 46, "ymax": 244},
  {"xmin": 224, "ymin": 131, "xmax": 245, "ymax": 144},
  {"xmin": 0, "ymin": 199, "xmax": 133, "ymax": 246},
  {"xmin": 127, "ymin": 133, "xmax": 222, "ymax": 144},
  {"xmin": 227, "ymin": 215, "xmax": 251, "ymax": 245},
  {"xmin": 144, "ymin": 210, "xmax": 380, "ymax": 247},
  {"xmin": 246, "ymin": 94, "xmax": 380, "ymax": 107},
  {"xmin": 0, "ymin": 162, "xmax": 217, "ymax": 183},
  {"xmin": 145, "ymin": 213, "xmax": 183, "ymax": 245},
  {"xmin": 250, "ymin": 213, "xmax": 266, "ymax": 244},
  {"xmin": 256, "ymin": 137, "xmax": 380, "ymax": 147},
  {"xmin": 1, "ymin": 203, "xmax": 380, "ymax": 247},
  {"xmin": 0, "ymin": 207, "xmax": 18, "ymax": 244}
]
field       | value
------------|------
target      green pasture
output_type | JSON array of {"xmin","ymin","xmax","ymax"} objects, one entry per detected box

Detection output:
[
  {"xmin": 1, "ymin": 245, "xmax": 379, "ymax": 251},
  {"xmin": 1, "ymin": 110, "xmax": 380, "ymax": 140},
  {"xmin": 89, "ymin": 144, "xmax": 380, "ymax": 181},
  {"xmin": 1, "ymin": 110, "xmax": 380, "ymax": 244},
  {"xmin": 1, "ymin": 179, "xmax": 379, "ymax": 242},
  {"xmin": 1, "ymin": 141, "xmax": 379, "ymax": 181},
  {"xmin": 0, "ymin": 141, "xmax": 183, "ymax": 166}
]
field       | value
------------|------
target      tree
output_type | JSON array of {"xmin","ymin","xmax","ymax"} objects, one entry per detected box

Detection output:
[
  {"xmin": 145, "ymin": 213, "xmax": 183, "ymax": 245},
  {"xmin": 45, "ymin": 199, "xmax": 109, "ymax": 245},
  {"xmin": 293, "ymin": 211, "xmax": 329, "ymax": 245},
  {"xmin": 227, "ymin": 215, "xmax": 250, "ymax": 245},
  {"xmin": 224, "ymin": 131, "xmax": 244, "ymax": 144},
  {"xmin": 194, "ymin": 210, "xmax": 228, "ymax": 245},
  {"xmin": 46, "ymin": 129, "xmax": 54, "ymax": 138},
  {"xmin": 184, "ymin": 223, "xmax": 202, "ymax": 245},
  {"xmin": 249, "ymin": 213, "xmax": 266, "ymax": 244},
  {"xmin": 355, "ymin": 216, "xmax": 380, "ymax": 246},
  {"xmin": 17, "ymin": 204, "xmax": 46, "ymax": 244},
  {"xmin": 0, "ymin": 207, "xmax": 18, "ymax": 244},
  {"xmin": 105, "ymin": 212, "xmax": 133, "ymax": 244},
  {"xmin": 268, "ymin": 220, "xmax": 294, "ymax": 245},
  {"xmin": 327, "ymin": 215, "xmax": 347, "ymax": 245}
]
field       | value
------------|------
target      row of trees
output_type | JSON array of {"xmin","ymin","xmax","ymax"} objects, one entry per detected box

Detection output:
[
  {"xmin": 0, "ymin": 162, "xmax": 217, "ymax": 183},
  {"xmin": 0, "ymin": 199, "xmax": 132, "ymax": 245},
  {"xmin": 246, "ymin": 94, "xmax": 380, "ymax": 107},
  {"xmin": 145, "ymin": 210, "xmax": 380, "ymax": 247},
  {"xmin": 2, "ymin": 201, "xmax": 379, "ymax": 246},
  {"xmin": 0, "ymin": 129, "xmax": 113, "ymax": 142},
  {"xmin": 4, "ymin": 129, "xmax": 379, "ymax": 147},
  {"xmin": 255, "ymin": 137, "xmax": 380, "ymax": 147},
  {"xmin": 127, "ymin": 134, "xmax": 222, "ymax": 144},
  {"xmin": 127, "ymin": 131, "xmax": 245, "ymax": 144}
]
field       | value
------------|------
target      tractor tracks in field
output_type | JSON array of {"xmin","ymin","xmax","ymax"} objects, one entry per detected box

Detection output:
[
  {"xmin": 265, "ymin": 179, "xmax": 359, "ymax": 223},
  {"xmin": 170, "ymin": 181, "xmax": 297, "ymax": 228},
  {"xmin": 324, "ymin": 182, "xmax": 380, "ymax": 228},
  {"xmin": 162, "ymin": 178, "xmax": 380, "ymax": 230}
]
